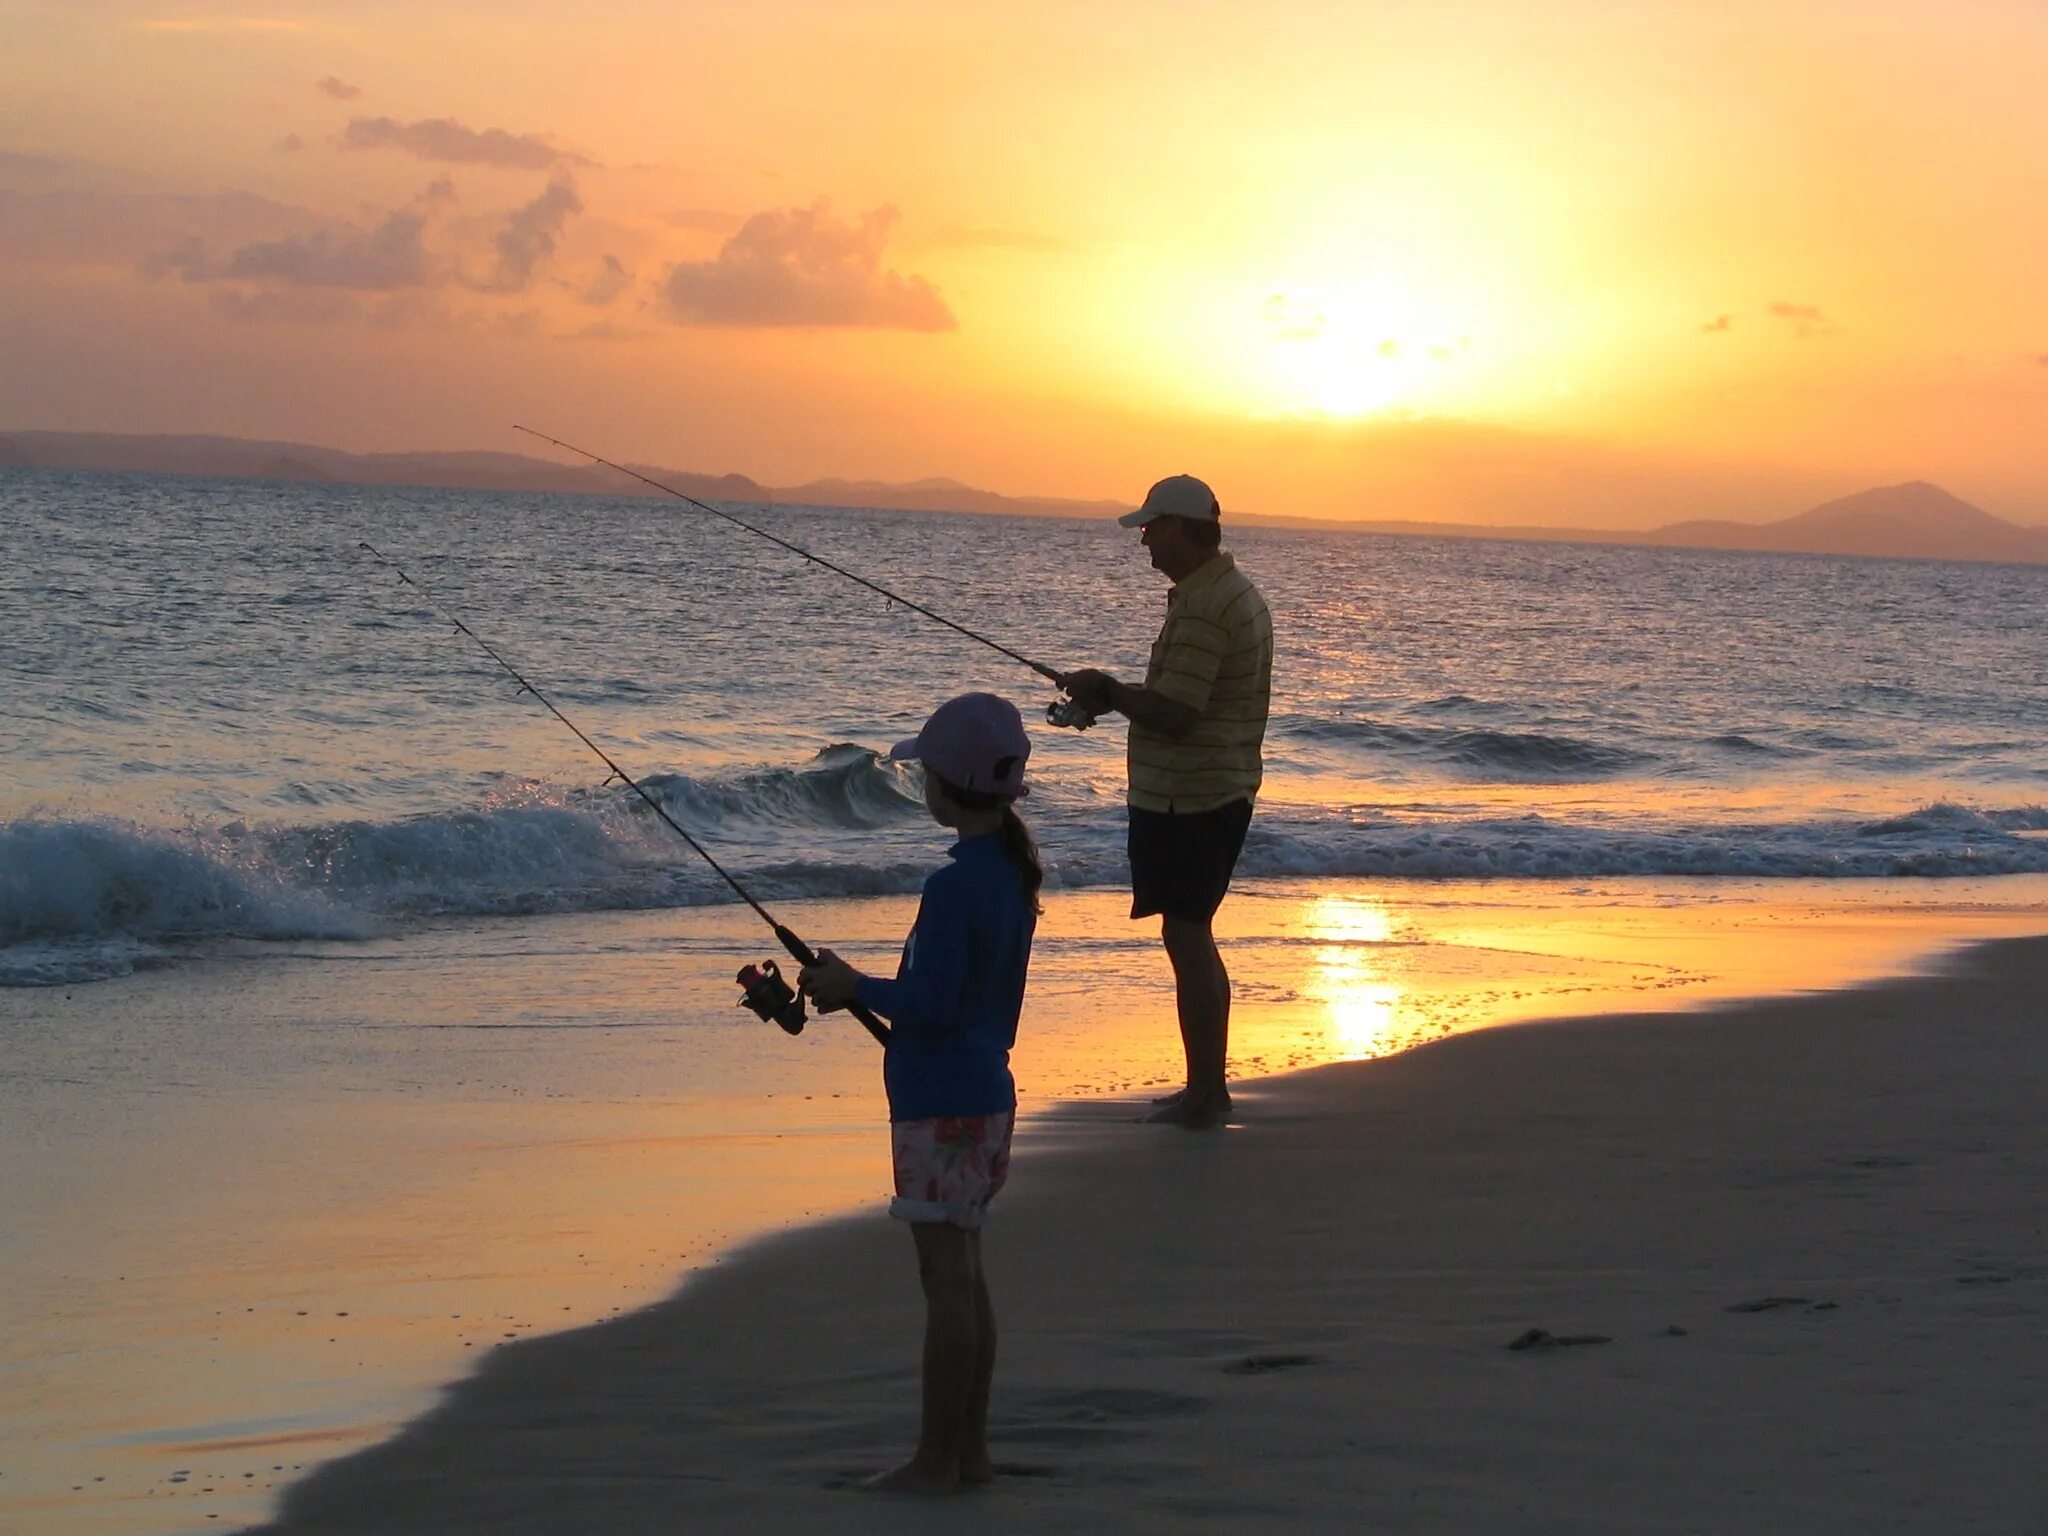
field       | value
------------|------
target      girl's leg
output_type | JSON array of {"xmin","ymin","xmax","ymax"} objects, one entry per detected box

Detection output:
[
  {"xmin": 867, "ymin": 1221, "xmax": 979, "ymax": 1493},
  {"xmin": 959, "ymin": 1228, "xmax": 996, "ymax": 1483}
]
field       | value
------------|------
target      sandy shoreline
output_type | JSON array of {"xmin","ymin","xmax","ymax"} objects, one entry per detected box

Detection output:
[{"xmin": 239, "ymin": 933, "xmax": 2048, "ymax": 1535}]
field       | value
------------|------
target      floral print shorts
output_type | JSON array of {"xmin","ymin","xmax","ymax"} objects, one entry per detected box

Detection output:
[{"xmin": 889, "ymin": 1111, "xmax": 1014, "ymax": 1229}]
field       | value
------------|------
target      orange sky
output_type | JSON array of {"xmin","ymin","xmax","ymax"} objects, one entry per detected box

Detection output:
[{"xmin": 2, "ymin": 0, "xmax": 2045, "ymax": 525}]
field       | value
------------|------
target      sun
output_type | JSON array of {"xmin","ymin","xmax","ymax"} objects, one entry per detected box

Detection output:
[
  {"xmin": 1066, "ymin": 258, "xmax": 1490, "ymax": 425},
  {"xmin": 1250, "ymin": 278, "xmax": 1473, "ymax": 418}
]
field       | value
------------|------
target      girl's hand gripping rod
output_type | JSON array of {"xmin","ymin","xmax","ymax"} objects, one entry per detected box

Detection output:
[
  {"xmin": 356, "ymin": 541, "xmax": 891, "ymax": 1047},
  {"xmin": 511, "ymin": 426, "xmax": 1099, "ymax": 729}
]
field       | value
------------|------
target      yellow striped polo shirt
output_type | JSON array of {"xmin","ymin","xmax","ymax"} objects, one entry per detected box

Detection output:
[{"xmin": 1128, "ymin": 552, "xmax": 1273, "ymax": 813}]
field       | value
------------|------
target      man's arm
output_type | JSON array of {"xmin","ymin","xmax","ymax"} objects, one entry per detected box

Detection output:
[{"xmin": 1059, "ymin": 669, "xmax": 1202, "ymax": 738}]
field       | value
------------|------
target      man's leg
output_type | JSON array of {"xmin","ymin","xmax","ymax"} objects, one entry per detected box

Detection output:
[
  {"xmin": 1149, "ymin": 914, "xmax": 1231, "ymax": 1124},
  {"xmin": 864, "ymin": 1223, "xmax": 980, "ymax": 1493}
]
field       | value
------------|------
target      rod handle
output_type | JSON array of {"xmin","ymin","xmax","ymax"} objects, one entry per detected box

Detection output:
[{"xmin": 774, "ymin": 925, "xmax": 891, "ymax": 1046}]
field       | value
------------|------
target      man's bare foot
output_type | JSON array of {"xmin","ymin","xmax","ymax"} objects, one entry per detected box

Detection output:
[
  {"xmin": 1150, "ymin": 1086, "xmax": 1233, "ymax": 1112},
  {"xmin": 1144, "ymin": 1094, "xmax": 1229, "ymax": 1128},
  {"xmin": 959, "ymin": 1450, "xmax": 994, "ymax": 1486},
  {"xmin": 858, "ymin": 1459, "xmax": 961, "ymax": 1495}
]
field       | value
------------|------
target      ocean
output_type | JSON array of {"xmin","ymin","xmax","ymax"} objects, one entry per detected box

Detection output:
[
  {"xmin": 5, "ymin": 466, "xmax": 2048, "ymax": 1535},
  {"xmin": 5, "ymin": 467, "xmax": 2047, "ymax": 989}
]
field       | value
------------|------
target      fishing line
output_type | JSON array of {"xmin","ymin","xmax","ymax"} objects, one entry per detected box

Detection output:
[
  {"xmin": 511, "ymin": 424, "xmax": 1095, "ymax": 727},
  {"xmin": 356, "ymin": 540, "xmax": 889, "ymax": 1047}
]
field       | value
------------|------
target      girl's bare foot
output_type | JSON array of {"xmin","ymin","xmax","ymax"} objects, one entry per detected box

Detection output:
[{"xmin": 959, "ymin": 1448, "xmax": 994, "ymax": 1485}]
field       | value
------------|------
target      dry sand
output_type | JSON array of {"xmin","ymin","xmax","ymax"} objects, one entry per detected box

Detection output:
[{"xmin": 243, "ymin": 934, "xmax": 2048, "ymax": 1535}]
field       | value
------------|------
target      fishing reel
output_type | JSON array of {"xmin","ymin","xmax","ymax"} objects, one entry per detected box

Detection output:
[
  {"xmin": 1046, "ymin": 694, "xmax": 1097, "ymax": 730},
  {"xmin": 736, "ymin": 959, "xmax": 806, "ymax": 1035}
]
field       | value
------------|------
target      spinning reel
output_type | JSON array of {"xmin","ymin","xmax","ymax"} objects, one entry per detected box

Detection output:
[
  {"xmin": 736, "ymin": 959, "xmax": 807, "ymax": 1035},
  {"xmin": 1045, "ymin": 694, "xmax": 1097, "ymax": 730}
]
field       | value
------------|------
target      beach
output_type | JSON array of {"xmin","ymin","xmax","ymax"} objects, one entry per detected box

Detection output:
[
  {"xmin": 8, "ymin": 881, "xmax": 2045, "ymax": 1536},
  {"xmin": 236, "ymin": 930, "xmax": 2048, "ymax": 1536}
]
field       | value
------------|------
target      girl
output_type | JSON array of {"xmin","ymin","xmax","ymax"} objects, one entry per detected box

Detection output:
[{"xmin": 799, "ymin": 691, "xmax": 1041, "ymax": 1496}]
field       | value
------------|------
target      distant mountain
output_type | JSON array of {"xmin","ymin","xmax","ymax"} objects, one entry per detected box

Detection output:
[
  {"xmin": 4, "ymin": 431, "xmax": 2044, "ymax": 566},
  {"xmin": 1640, "ymin": 482, "xmax": 2048, "ymax": 564},
  {"xmin": 778, "ymin": 473, "xmax": 1125, "ymax": 518},
  {"xmin": 0, "ymin": 430, "xmax": 1125, "ymax": 523},
  {"xmin": 1241, "ymin": 481, "xmax": 2048, "ymax": 566},
  {"xmin": 0, "ymin": 430, "xmax": 773, "ymax": 505}
]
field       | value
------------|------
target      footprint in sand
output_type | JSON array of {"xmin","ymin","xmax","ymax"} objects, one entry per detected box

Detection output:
[
  {"xmin": 1507, "ymin": 1328, "xmax": 1613, "ymax": 1351},
  {"xmin": 1221, "ymin": 1352, "xmax": 1323, "ymax": 1375},
  {"xmin": 1725, "ymin": 1295, "xmax": 1836, "ymax": 1312},
  {"xmin": 998, "ymin": 1386, "xmax": 1209, "ymax": 1446}
]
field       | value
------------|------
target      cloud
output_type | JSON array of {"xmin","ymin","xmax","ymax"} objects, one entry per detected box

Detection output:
[
  {"xmin": 154, "ymin": 181, "xmax": 453, "ymax": 290},
  {"xmin": 208, "ymin": 287, "xmax": 364, "ymax": 324},
  {"xmin": 316, "ymin": 76, "xmax": 362, "ymax": 100},
  {"xmin": 275, "ymin": 133, "xmax": 306, "ymax": 154},
  {"xmin": 470, "ymin": 178, "xmax": 580, "ymax": 293},
  {"xmin": 660, "ymin": 202, "xmax": 954, "ymax": 330},
  {"xmin": 2033, "ymin": 353, "xmax": 2048, "ymax": 367},
  {"xmin": 487, "ymin": 308, "xmax": 543, "ymax": 339},
  {"xmin": 1260, "ymin": 292, "xmax": 1325, "ymax": 342},
  {"xmin": 3, "ymin": 186, "xmax": 313, "ymax": 266},
  {"xmin": 1766, "ymin": 300, "xmax": 1834, "ymax": 339},
  {"xmin": 341, "ymin": 116, "xmax": 589, "ymax": 169},
  {"xmin": 582, "ymin": 253, "xmax": 632, "ymax": 307},
  {"xmin": 1700, "ymin": 313, "xmax": 1733, "ymax": 333},
  {"xmin": 0, "ymin": 152, "xmax": 154, "ymax": 196}
]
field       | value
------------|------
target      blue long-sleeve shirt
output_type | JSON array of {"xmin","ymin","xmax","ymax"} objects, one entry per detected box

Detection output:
[{"xmin": 853, "ymin": 831, "xmax": 1035, "ymax": 1122}]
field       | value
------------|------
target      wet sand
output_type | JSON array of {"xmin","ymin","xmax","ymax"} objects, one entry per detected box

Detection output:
[
  {"xmin": 6, "ymin": 879, "xmax": 2046, "ymax": 1534},
  {"xmin": 239, "ymin": 932, "xmax": 2048, "ymax": 1535}
]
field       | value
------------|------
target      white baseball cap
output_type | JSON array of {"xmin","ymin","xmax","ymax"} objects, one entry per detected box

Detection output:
[{"xmin": 1118, "ymin": 474, "xmax": 1219, "ymax": 528}]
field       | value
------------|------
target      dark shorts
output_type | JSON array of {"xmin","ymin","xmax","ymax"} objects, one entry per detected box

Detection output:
[{"xmin": 1128, "ymin": 798, "xmax": 1254, "ymax": 923}]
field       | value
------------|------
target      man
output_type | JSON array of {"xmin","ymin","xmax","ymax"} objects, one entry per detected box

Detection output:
[{"xmin": 1061, "ymin": 474, "xmax": 1273, "ymax": 1128}]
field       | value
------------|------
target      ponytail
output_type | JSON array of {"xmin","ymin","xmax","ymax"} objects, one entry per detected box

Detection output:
[
  {"xmin": 998, "ymin": 803, "xmax": 1045, "ymax": 915},
  {"xmin": 933, "ymin": 773, "xmax": 1045, "ymax": 913}
]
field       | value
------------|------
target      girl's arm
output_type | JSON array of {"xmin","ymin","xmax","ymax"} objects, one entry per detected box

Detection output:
[{"xmin": 850, "ymin": 883, "xmax": 971, "ymax": 1042}]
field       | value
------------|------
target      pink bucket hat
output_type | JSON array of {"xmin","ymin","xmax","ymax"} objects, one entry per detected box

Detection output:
[{"xmin": 888, "ymin": 692, "xmax": 1032, "ymax": 800}]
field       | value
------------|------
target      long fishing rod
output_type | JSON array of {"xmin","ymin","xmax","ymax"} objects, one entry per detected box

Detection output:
[
  {"xmin": 357, "ymin": 540, "xmax": 890, "ymax": 1047},
  {"xmin": 511, "ymin": 424, "xmax": 1094, "ymax": 727}
]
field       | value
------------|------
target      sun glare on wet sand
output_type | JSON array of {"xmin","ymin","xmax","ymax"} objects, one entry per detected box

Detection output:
[{"xmin": 1298, "ymin": 893, "xmax": 1406, "ymax": 1058}]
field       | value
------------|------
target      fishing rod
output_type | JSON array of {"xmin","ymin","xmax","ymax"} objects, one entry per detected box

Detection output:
[
  {"xmin": 511, "ymin": 424, "xmax": 1097, "ymax": 729},
  {"xmin": 357, "ymin": 540, "xmax": 890, "ymax": 1047}
]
